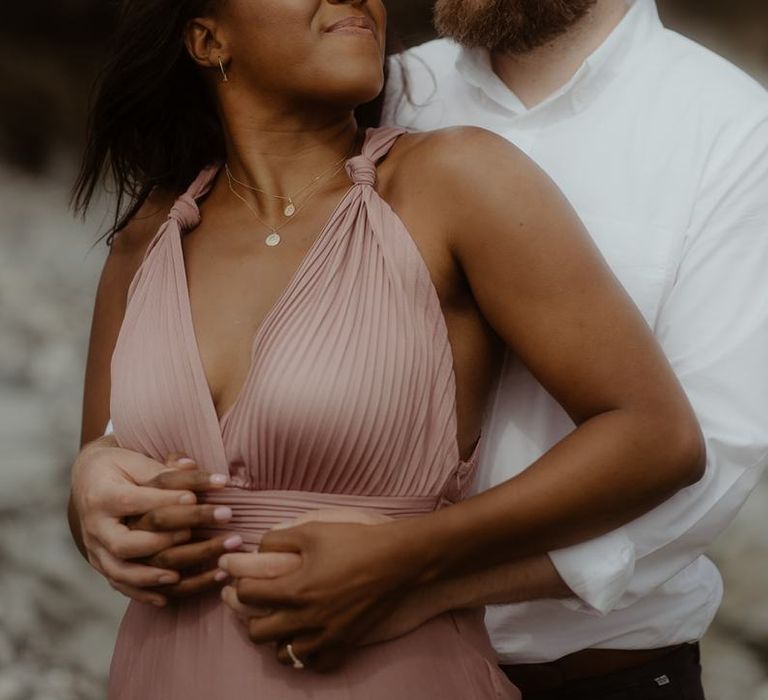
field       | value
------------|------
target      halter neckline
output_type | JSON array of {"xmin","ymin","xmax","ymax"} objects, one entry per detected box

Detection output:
[{"xmin": 167, "ymin": 127, "xmax": 408, "ymax": 232}]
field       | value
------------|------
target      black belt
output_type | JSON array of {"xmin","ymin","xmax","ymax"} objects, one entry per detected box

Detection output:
[{"xmin": 499, "ymin": 643, "xmax": 693, "ymax": 693}]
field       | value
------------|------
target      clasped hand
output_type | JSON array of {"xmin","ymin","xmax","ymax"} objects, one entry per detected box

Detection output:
[
  {"xmin": 70, "ymin": 442, "xmax": 441, "ymax": 671},
  {"xmin": 219, "ymin": 509, "xmax": 417, "ymax": 672}
]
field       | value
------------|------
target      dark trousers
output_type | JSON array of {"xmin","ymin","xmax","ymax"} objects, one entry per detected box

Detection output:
[{"xmin": 500, "ymin": 643, "xmax": 706, "ymax": 700}]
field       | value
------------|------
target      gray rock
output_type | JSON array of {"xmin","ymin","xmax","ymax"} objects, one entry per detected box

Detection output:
[
  {"xmin": 708, "ymin": 480, "xmax": 768, "ymax": 647},
  {"xmin": 701, "ymin": 628, "xmax": 767, "ymax": 700},
  {"xmin": 0, "ymin": 671, "xmax": 30, "ymax": 700}
]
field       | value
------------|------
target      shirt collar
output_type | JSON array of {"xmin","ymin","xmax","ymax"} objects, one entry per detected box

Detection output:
[{"xmin": 454, "ymin": 0, "xmax": 663, "ymax": 117}]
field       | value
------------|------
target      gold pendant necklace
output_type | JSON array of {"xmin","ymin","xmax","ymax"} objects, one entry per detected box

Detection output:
[
  {"xmin": 225, "ymin": 160, "xmax": 348, "ymax": 247},
  {"xmin": 224, "ymin": 131, "xmax": 361, "ymax": 246},
  {"xmin": 225, "ymin": 151, "xmax": 349, "ymax": 219}
]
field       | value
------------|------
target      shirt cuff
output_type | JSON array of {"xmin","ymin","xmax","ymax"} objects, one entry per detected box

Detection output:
[{"xmin": 548, "ymin": 528, "xmax": 636, "ymax": 615}]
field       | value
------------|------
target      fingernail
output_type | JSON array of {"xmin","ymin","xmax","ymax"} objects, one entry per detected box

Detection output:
[
  {"xmin": 177, "ymin": 457, "xmax": 196, "ymax": 465},
  {"xmin": 158, "ymin": 574, "xmax": 177, "ymax": 585},
  {"xmin": 214, "ymin": 569, "xmax": 228, "ymax": 582},
  {"xmin": 219, "ymin": 555, "xmax": 229, "ymax": 569},
  {"xmin": 210, "ymin": 474, "xmax": 228, "ymax": 486},
  {"xmin": 173, "ymin": 530, "xmax": 189, "ymax": 544},
  {"xmin": 223, "ymin": 535, "xmax": 243, "ymax": 550},
  {"xmin": 179, "ymin": 493, "xmax": 196, "ymax": 505},
  {"xmin": 214, "ymin": 506, "xmax": 233, "ymax": 522},
  {"xmin": 152, "ymin": 598, "xmax": 166, "ymax": 607}
]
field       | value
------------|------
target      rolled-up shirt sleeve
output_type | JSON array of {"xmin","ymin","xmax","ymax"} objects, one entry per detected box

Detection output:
[{"xmin": 549, "ymin": 105, "xmax": 768, "ymax": 615}]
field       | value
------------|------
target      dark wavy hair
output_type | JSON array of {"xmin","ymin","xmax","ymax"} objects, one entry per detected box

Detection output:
[{"xmin": 70, "ymin": 0, "xmax": 402, "ymax": 248}]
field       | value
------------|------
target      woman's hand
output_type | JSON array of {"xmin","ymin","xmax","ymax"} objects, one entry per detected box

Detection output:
[
  {"xmin": 219, "ymin": 510, "xmax": 424, "ymax": 671},
  {"xmin": 220, "ymin": 550, "xmax": 440, "ymax": 668},
  {"xmin": 220, "ymin": 509, "xmax": 577, "ymax": 669},
  {"xmin": 69, "ymin": 439, "xmax": 235, "ymax": 606},
  {"xmin": 124, "ymin": 466, "xmax": 248, "ymax": 600}
]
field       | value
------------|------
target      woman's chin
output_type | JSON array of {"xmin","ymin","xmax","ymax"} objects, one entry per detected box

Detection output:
[{"xmin": 316, "ymin": 77, "xmax": 384, "ymax": 110}]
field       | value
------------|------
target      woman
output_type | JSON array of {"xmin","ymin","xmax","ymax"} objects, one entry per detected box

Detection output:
[{"xmin": 70, "ymin": 0, "xmax": 705, "ymax": 698}]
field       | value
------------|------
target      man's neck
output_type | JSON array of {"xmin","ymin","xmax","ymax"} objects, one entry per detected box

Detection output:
[{"xmin": 490, "ymin": 0, "xmax": 629, "ymax": 109}]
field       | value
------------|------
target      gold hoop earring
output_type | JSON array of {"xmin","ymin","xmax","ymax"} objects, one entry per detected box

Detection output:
[{"xmin": 218, "ymin": 56, "xmax": 229, "ymax": 83}]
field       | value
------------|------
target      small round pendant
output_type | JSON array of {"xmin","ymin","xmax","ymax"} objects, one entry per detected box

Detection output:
[
  {"xmin": 284, "ymin": 202, "xmax": 296, "ymax": 217},
  {"xmin": 265, "ymin": 232, "xmax": 281, "ymax": 247}
]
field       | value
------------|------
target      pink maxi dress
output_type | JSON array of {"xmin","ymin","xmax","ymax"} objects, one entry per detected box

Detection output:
[{"xmin": 107, "ymin": 126, "xmax": 520, "ymax": 699}]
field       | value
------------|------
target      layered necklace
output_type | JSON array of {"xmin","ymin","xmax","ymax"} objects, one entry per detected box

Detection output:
[{"xmin": 224, "ymin": 138, "xmax": 357, "ymax": 248}]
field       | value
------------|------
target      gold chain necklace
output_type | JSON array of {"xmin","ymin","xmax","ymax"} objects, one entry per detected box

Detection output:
[
  {"xmin": 225, "ymin": 159, "xmax": 348, "ymax": 247},
  {"xmin": 225, "ymin": 151, "xmax": 350, "ymax": 219}
]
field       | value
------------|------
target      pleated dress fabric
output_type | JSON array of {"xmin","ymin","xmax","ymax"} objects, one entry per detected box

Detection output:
[{"xmin": 107, "ymin": 126, "xmax": 520, "ymax": 699}]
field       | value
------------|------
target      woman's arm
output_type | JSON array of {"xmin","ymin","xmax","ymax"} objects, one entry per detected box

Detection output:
[
  {"xmin": 78, "ymin": 193, "xmax": 169, "ymax": 447},
  {"xmin": 70, "ymin": 192, "xmax": 237, "ymax": 605},
  {"xmin": 398, "ymin": 126, "xmax": 705, "ymax": 578},
  {"xmin": 70, "ymin": 191, "xmax": 149, "ymax": 554},
  {"xmin": 227, "ymin": 126, "xmax": 704, "ymax": 667},
  {"xmin": 70, "ymin": 193, "xmax": 165, "ymax": 563}
]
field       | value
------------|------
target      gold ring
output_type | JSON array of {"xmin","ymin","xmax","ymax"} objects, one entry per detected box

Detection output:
[{"xmin": 285, "ymin": 642, "xmax": 305, "ymax": 670}]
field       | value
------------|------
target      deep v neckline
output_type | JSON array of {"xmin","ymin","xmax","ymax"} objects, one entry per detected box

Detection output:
[{"xmin": 173, "ymin": 181, "xmax": 358, "ymax": 436}]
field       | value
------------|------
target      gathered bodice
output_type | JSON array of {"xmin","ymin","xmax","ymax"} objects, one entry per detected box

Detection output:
[{"xmin": 109, "ymin": 126, "xmax": 482, "ymax": 546}]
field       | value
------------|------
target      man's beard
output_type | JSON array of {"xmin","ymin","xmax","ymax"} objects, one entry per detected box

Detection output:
[{"xmin": 434, "ymin": 0, "xmax": 599, "ymax": 54}]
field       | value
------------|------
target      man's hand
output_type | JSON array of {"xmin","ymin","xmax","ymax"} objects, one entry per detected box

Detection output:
[{"xmin": 69, "ymin": 438, "xmax": 238, "ymax": 606}]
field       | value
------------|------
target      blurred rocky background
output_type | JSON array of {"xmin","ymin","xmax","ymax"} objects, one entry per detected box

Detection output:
[{"xmin": 0, "ymin": 1, "xmax": 766, "ymax": 698}]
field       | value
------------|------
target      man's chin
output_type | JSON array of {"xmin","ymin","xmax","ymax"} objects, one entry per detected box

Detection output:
[{"xmin": 433, "ymin": 0, "xmax": 598, "ymax": 54}]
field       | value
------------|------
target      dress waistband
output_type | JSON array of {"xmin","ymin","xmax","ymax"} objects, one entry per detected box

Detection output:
[{"xmin": 195, "ymin": 487, "xmax": 439, "ymax": 548}]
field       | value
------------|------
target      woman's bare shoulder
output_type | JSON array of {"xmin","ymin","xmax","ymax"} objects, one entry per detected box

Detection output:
[
  {"xmin": 386, "ymin": 127, "xmax": 544, "ymax": 206},
  {"xmin": 109, "ymin": 187, "xmax": 178, "ymax": 260},
  {"xmin": 386, "ymin": 127, "xmax": 561, "ymax": 244},
  {"xmin": 391, "ymin": 126, "xmax": 530, "ymax": 174},
  {"xmin": 99, "ymin": 186, "xmax": 180, "ymax": 309}
]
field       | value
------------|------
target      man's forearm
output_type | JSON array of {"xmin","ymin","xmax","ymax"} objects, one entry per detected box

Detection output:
[
  {"xmin": 359, "ymin": 553, "xmax": 574, "ymax": 647},
  {"xmin": 426, "ymin": 554, "xmax": 572, "ymax": 614}
]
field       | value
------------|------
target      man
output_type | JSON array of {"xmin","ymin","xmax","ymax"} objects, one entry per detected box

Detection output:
[
  {"xmin": 376, "ymin": 0, "xmax": 768, "ymax": 696},
  {"xmin": 70, "ymin": 1, "xmax": 767, "ymax": 697}
]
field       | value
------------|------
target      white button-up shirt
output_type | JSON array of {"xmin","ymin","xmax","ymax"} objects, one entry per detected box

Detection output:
[{"xmin": 382, "ymin": 0, "xmax": 768, "ymax": 662}]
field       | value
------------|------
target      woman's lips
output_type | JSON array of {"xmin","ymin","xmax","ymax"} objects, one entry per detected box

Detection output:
[
  {"xmin": 330, "ymin": 26, "xmax": 375, "ymax": 36},
  {"xmin": 324, "ymin": 16, "xmax": 377, "ymax": 38}
]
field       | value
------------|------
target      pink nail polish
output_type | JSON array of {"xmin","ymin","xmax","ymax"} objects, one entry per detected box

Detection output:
[
  {"xmin": 223, "ymin": 535, "xmax": 243, "ymax": 550},
  {"xmin": 210, "ymin": 474, "xmax": 228, "ymax": 485},
  {"xmin": 214, "ymin": 570, "xmax": 228, "ymax": 582},
  {"xmin": 179, "ymin": 493, "xmax": 196, "ymax": 505},
  {"xmin": 158, "ymin": 574, "xmax": 177, "ymax": 585},
  {"xmin": 214, "ymin": 506, "xmax": 233, "ymax": 522},
  {"xmin": 177, "ymin": 458, "xmax": 196, "ymax": 466}
]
